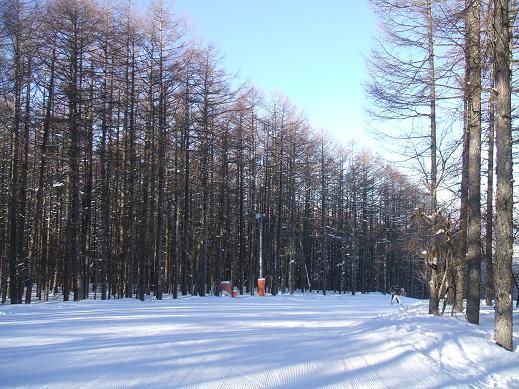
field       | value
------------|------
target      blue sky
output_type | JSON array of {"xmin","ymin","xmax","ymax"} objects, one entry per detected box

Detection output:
[{"xmin": 170, "ymin": 0, "xmax": 375, "ymax": 146}]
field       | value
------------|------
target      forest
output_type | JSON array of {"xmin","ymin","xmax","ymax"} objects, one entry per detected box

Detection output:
[{"xmin": 0, "ymin": 0, "xmax": 515, "ymax": 350}]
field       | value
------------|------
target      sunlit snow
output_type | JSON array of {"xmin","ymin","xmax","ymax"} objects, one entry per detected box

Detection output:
[{"xmin": 1, "ymin": 293, "xmax": 518, "ymax": 388}]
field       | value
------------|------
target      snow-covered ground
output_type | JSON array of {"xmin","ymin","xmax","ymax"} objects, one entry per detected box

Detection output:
[{"xmin": 1, "ymin": 293, "xmax": 518, "ymax": 388}]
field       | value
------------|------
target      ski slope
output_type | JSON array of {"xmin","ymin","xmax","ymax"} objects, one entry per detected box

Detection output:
[{"xmin": 1, "ymin": 293, "xmax": 518, "ymax": 388}]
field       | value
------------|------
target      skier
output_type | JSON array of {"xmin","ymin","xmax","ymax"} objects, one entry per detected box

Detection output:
[{"xmin": 390, "ymin": 285, "xmax": 401, "ymax": 305}]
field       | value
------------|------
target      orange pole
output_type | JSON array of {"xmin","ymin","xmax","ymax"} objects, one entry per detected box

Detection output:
[{"xmin": 257, "ymin": 278, "xmax": 265, "ymax": 297}]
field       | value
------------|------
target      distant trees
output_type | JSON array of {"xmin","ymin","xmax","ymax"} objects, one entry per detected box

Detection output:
[{"xmin": 0, "ymin": 0, "xmax": 430, "ymax": 305}]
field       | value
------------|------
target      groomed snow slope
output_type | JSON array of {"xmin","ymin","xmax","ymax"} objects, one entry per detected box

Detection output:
[{"xmin": 1, "ymin": 293, "xmax": 518, "ymax": 388}]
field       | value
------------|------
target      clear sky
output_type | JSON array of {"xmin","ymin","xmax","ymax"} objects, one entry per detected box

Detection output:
[{"xmin": 170, "ymin": 0, "xmax": 375, "ymax": 147}]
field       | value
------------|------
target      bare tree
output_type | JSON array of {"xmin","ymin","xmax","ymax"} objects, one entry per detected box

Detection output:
[
  {"xmin": 366, "ymin": 0, "xmax": 449, "ymax": 315},
  {"xmin": 465, "ymin": 0, "xmax": 482, "ymax": 325},
  {"xmin": 493, "ymin": 0, "xmax": 513, "ymax": 351}
]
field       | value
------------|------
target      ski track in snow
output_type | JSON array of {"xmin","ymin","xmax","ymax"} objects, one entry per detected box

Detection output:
[{"xmin": 0, "ymin": 293, "xmax": 518, "ymax": 388}]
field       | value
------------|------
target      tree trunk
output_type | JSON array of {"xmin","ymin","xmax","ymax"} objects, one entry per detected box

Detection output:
[
  {"xmin": 465, "ymin": 0, "xmax": 482, "ymax": 325},
  {"xmin": 456, "ymin": 101, "xmax": 470, "ymax": 312},
  {"xmin": 427, "ymin": 1, "xmax": 439, "ymax": 316},
  {"xmin": 493, "ymin": 0, "xmax": 513, "ymax": 351},
  {"xmin": 30, "ymin": 44, "xmax": 56, "ymax": 303},
  {"xmin": 8, "ymin": 23, "xmax": 23, "ymax": 304},
  {"xmin": 485, "ymin": 70, "xmax": 495, "ymax": 307},
  {"xmin": 321, "ymin": 137, "xmax": 327, "ymax": 295},
  {"xmin": 64, "ymin": 20, "xmax": 83, "ymax": 303}
]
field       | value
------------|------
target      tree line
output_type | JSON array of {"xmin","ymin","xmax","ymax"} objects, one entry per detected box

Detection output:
[
  {"xmin": 0, "ymin": 0, "xmax": 430, "ymax": 308},
  {"xmin": 366, "ymin": 0, "xmax": 515, "ymax": 350}
]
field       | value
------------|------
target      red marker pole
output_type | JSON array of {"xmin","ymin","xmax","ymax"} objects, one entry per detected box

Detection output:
[{"xmin": 257, "ymin": 278, "xmax": 265, "ymax": 297}]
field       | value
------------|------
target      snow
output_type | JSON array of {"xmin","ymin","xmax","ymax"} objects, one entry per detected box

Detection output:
[{"xmin": 1, "ymin": 293, "xmax": 518, "ymax": 388}]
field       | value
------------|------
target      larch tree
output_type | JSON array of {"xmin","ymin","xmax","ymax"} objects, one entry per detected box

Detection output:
[
  {"xmin": 493, "ymin": 0, "xmax": 513, "ymax": 351},
  {"xmin": 465, "ymin": 0, "xmax": 482, "ymax": 325},
  {"xmin": 366, "ymin": 0, "xmax": 448, "ymax": 315},
  {"xmin": 2, "ymin": 0, "xmax": 38, "ymax": 304},
  {"xmin": 483, "ymin": 0, "xmax": 495, "ymax": 307}
]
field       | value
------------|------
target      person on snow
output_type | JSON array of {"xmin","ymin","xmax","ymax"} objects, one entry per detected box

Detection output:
[{"xmin": 390, "ymin": 286, "xmax": 401, "ymax": 305}]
